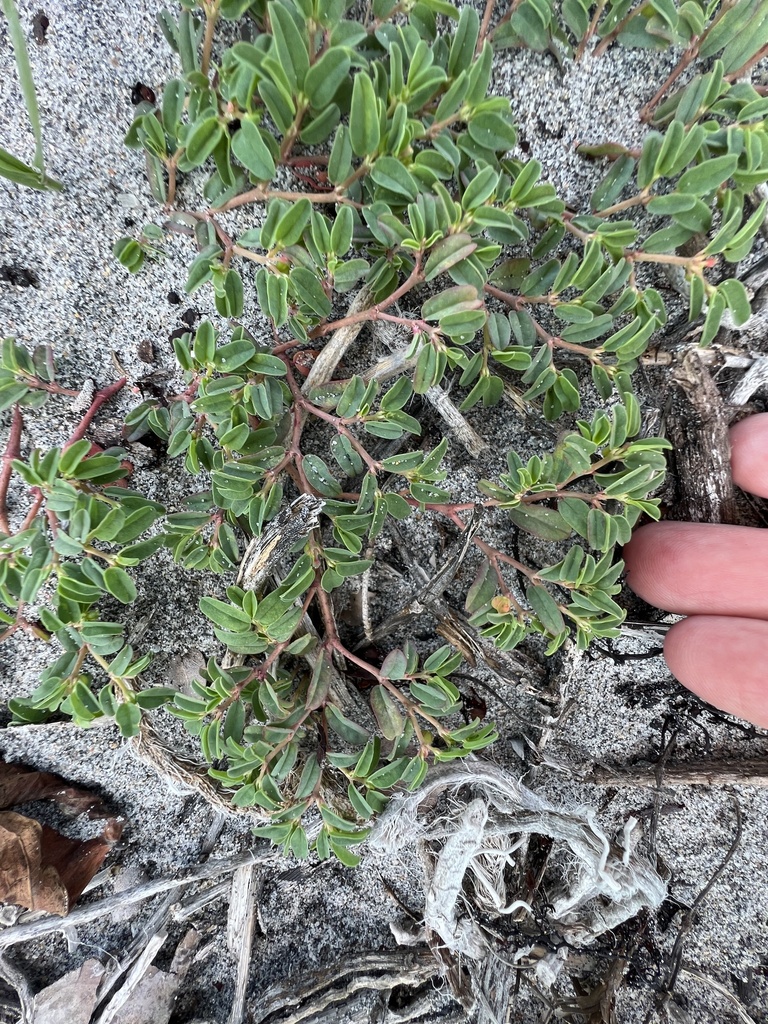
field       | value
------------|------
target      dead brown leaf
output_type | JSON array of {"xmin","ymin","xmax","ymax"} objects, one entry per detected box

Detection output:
[{"xmin": 0, "ymin": 760, "xmax": 123, "ymax": 916}]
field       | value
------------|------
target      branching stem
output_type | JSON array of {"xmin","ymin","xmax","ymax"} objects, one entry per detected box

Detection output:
[
  {"xmin": 309, "ymin": 260, "xmax": 424, "ymax": 340},
  {"xmin": 575, "ymin": 0, "xmax": 608, "ymax": 61},
  {"xmin": 65, "ymin": 379, "xmax": 128, "ymax": 450}
]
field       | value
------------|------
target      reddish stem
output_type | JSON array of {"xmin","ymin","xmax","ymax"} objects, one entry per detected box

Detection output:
[
  {"xmin": 308, "ymin": 259, "xmax": 424, "ymax": 340},
  {"xmin": 724, "ymin": 43, "xmax": 768, "ymax": 83},
  {"xmin": 0, "ymin": 406, "xmax": 23, "ymax": 535},
  {"xmin": 20, "ymin": 378, "xmax": 80, "ymax": 397},
  {"xmin": 477, "ymin": 0, "xmax": 496, "ymax": 50},
  {"xmin": 19, "ymin": 489, "xmax": 44, "ymax": 532},
  {"xmin": 64, "ymin": 379, "xmax": 127, "ymax": 450}
]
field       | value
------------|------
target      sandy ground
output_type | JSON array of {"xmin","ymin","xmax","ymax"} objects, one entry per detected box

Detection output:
[{"xmin": 1, "ymin": 2, "xmax": 768, "ymax": 1022}]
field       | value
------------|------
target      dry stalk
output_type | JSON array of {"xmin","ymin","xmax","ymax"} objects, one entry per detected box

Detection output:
[
  {"xmin": 678, "ymin": 965, "xmax": 758, "ymax": 1024},
  {"xmin": 249, "ymin": 950, "xmax": 438, "ymax": 1024},
  {"xmin": 0, "ymin": 850, "xmax": 272, "ymax": 950},
  {"xmin": 589, "ymin": 757, "xmax": 768, "ymax": 788},
  {"xmin": 654, "ymin": 797, "xmax": 743, "ymax": 1018},
  {"xmin": 667, "ymin": 348, "xmax": 736, "ymax": 524},
  {"xmin": 227, "ymin": 864, "xmax": 259, "ymax": 1024}
]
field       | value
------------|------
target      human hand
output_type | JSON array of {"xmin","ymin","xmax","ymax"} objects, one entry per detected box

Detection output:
[{"xmin": 623, "ymin": 413, "xmax": 768, "ymax": 729}]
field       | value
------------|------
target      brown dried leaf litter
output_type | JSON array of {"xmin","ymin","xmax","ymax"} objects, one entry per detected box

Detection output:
[{"xmin": 0, "ymin": 759, "xmax": 123, "ymax": 915}]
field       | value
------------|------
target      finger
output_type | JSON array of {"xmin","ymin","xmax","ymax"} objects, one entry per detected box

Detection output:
[
  {"xmin": 664, "ymin": 615, "xmax": 768, "ymax": 729},
  {"xmin": 623, "ymin": 520, "xmax": 768, "ymax": 617},
  {"xmin": 730, "ymin": 413, "xmax": 768, "ymax": 499}
]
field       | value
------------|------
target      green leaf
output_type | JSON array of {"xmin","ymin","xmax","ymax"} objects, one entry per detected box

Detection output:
[
  {"xmin": 424, "ymin": 234, "xmax": 477, "ymax": 281},
  {"xmin": 231, "ymin": 120, "xmax": 276, "ymax": 180},
  {"xmin": 103, "ymin": 567, "xmax": 137, "ymax": 604},
  {"xmin": 349, "ymin": 73, "xmax": 380, "ymax": 157},
  {"xmin": 299, "ymin": 103, "xmax": 340, "ymax": 145},
  {"xmin": 303, "ymin": 47, "xmax": 350, "ymax": 109},
  {"xmin": 200, "ymin": 596, "xmax": 252, "ymax": 631},
  {"xmin": 113, "ymin": 238, "xmax": 145, "ymax": 273},
  {"xmin": 422, "ymin": 284, "xmax": 480, "ymax": 321},
  {"xmin": 591, "ymin": 155, "xmax": 635, "ymax": 212},
  {"xmin": 449, "ymin": 6, "xmax": 479, "ymax": 76},
  {"xmin": 526, "ymin": 583, "xmax": 564, "ymax": 635},
  {"xmin": 723, "ymin": 200, "xmax": 768, "ymax": 262},
  {"xmin": 380, "ymin": 649, "xmax": 408, "ymax": 679},
  {"xmin": 0, "ymin": 0, "xmax": 61, "ymax": 190},
  {"xmin": 370, "ymin": 156, "xmax": 419, "ymax": 200},
  {"xmin": 367, "ymin": 756, "xmax": 410, "ymax": 789},
  {"xmin": 347, "ymin": 783, "xmax": 374, "ymax": 820},
  {"xmin": 115, "ymin": 702, "xmax": 142, "ymax": 737},
  {"xmin": 676, "ymin": 155, "xmax": 738, "ymax": 196},
  {"xmin": 291, "ymin": 266, "xmax": 332, "ymax": 316},
  {"xmin": 274, "ymin": 198, "xmax": 311, "ymax": 246},
  {"xmin": 269, "ymin": 1, "xmax": 309, "ymax": 91},
  {"xmin": 370, "ymin": 684, "xmax": 404, "ymax": 741},
  {"xmin": 325, "ymin": 703, "xmax": 370, "ymax": 745},
  {"xmin": 328, "ymin": 125, "xmax": 353, "ymax": 185},
  {"xmin": 507, "ymin": 504, "xmax": 571, "ymax": 541},
  {"xmin": 185, "ymin": 116, "xmax": 224, "ymax": 167},
  {"xmin": 701, "ymin": 289, "xmax": 727, "ymax": 347},
  {"xmin": 462, "ymin": 166, "xmax": 499, "ymax": 210},
  {"xmin": 302, "ymin": 455, "xmax": 341, "ymax": 497},
  {"xmin": 58, "ymin": 439, "xmax": 92, "ymax": 478},
  {"xmin": 718, "ymin": 277, "xmax": 751, "ymax": 326},
  {"xmin": 467, "ymin": 112, "xmax": 516, "ymax": 152},
  {"xmin": 259, "ymin": 78, "xmax": 295, "ymax": 135}
]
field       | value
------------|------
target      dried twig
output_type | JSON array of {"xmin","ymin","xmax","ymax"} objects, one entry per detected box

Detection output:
[
  {"xmin": 362, "ymin": 507, "xmax": 484, "ymax": 643},
  {"xmin": 679, "ymin": 965, "xmax": 758, "ymax": 1024},
  {"xmin": 655, "ymin": 797, "xmax": 743, "ymax": 1015},
  {"xmin": 0, "ymin": 849, "xmax": 272, "ymax": 949},
  {"xmin": 588, "ymin": 757, "xmax": 768, "ymax": 787},
  {"xmin": 227, "ymin": 864, "xmax": 259, "ymax": 1024},
  {"xmin": 171, "ymin": 879, "xmax": 230, "ymax": 922},
  {"xmin": 249, "ymin": 950, "xmax": 438, "ymax": 1024},
  {"xmin": 667, "ymin": 348, "xmax": 736, "ymax": 523},
  {"xmin": 301, "ymin": 285, "xmax": 374, "ymax": 393},
  {"xmin": 0, "ymin": 954, "xmax": 33, "ymax": 1024},
  {"xmin": 96, "ymin": 929, "xmax": 168, "ymax": 1024},
  {"xmin": 424, "ymin": 385, "xmax": 488, "ymax": 457},
  {"xmin": 728, "ymin": 356, "xmax": 768, "ymax": 406},
  {"xmin": 93, "ymin": 893, "xmax": 176, "ymax": 1019},
  {"xmin": 363, "ymin": 517, "xmax": 544, "ymax": 690},
  {"xmin": 236, "ymin": 494, "xmax": 325, "ymax": 594}
]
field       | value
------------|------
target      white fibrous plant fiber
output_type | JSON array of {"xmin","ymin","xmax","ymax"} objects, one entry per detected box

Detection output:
[{"xmin": 369, "ymin": 761, "xmax": 666, "ymax": 956}]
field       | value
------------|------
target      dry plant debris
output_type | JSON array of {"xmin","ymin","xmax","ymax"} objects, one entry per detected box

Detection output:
[
  {"xmin": 0, "ymin": 759, "xmax": 122, "ymax": 916},
  {"xmin": 371, "ymin": 763, "xmax": 665, "ymax": 951},
  {"xmin": 33, "ymin": 929, "xmax": 200, "ymax": 1024}
]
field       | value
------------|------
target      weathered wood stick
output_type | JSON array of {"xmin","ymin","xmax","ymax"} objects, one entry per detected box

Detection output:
[
  {"xmin": 588, "ymin": 758, "xmax": 768, "ymax": 787},
  {"xmin": 667, "ymin": 348, "xmax": 736, "ymax": 524}
]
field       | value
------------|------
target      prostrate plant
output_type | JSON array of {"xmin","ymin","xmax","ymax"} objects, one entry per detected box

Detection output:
[
  {"xmin": 3, "ymin": 0, "xmax": 767, "ymax": 861},
  {"xmin": 0, "ymin": 341, "xmax": 167, "ymax": 733},
  {"xmin": 478, "ymin": 0, "xmax": 768, "ymax": 77}
]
